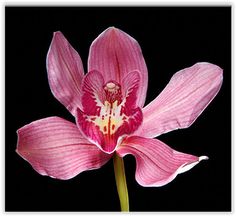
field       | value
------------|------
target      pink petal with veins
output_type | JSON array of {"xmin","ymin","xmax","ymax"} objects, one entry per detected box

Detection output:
[
  {"xmin": 137, "ymin": 62, "xmax": 223, "ymax": 138},
  {"xmin": 121, "ymin": 71, "xmax": 141, "ymax": 110},
  {"xmin": 47, "ymin": 31, "xmax": 84, "ymax": 116},
  {"xmin": 88, "ymin": 27, "xmax": 148, "ymax": 107},
  {"xmin": 76, "ymin": 70, "xmax": 143, "ymax": 154},
  {"xmin": 16, "ymin": 117, "xmax": 111, "ymax": 180},
  {"xmin": 80, "ymin": 70, "xmax": 106, "ymax": 116},
  {"xmin": 117, "ymin": 136, "xmax": 208, "ymax": 187}
]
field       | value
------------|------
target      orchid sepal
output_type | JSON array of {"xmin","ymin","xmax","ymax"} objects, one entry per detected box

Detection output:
[
  {"xmin": 137, "ymin": 62, "xmax": 223, "ymax": 138},
  {"xmin": 16, "ymin": 117, "xmax": 112, "ymax": 180},
  {"xmin": 117, "ymin": 136, "xmax": 209, "ymax": 187}
]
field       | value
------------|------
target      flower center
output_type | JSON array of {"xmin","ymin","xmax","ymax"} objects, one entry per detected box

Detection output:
[
  {"xmin": 103, "ymin": 81, "xmax": 122, "ymax": 104},
  {"xmin": 96, "ymin": 81, "xmax": 125, "ymax": 136},
  {"xmin": 76, "ymin": 71, "xmax": 143, "ymax": 153}
]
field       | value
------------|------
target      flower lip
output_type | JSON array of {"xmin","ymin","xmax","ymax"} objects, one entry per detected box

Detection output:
[{"xmin": 76, "ymin": 70, "xmax": 143, "ymax": 154}]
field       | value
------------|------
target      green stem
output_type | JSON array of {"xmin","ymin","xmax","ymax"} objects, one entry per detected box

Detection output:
[{"xmin": 113, "ymin": 153, "xmax": 129, "ymax": 212}]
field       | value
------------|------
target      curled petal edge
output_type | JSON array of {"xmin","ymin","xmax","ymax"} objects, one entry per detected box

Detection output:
[{"xmin": 116, "ymin": 136, "xmax": 208, "ymax": 187}]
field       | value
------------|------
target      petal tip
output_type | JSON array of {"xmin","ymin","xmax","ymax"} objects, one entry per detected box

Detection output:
[
  {"xmin": 199, "ymin": 155, "xmax": 209, "ymax": 161},
  {"xmin": 51, "ymin": 31, "xmax": 64, "ymax": 43},
  {"xmin": 197, "ymin": 62, "xmax": 223, "ymax": 76},
  {"xmin": 53, "ymin": 31, "xmax": 63, "ymax": 37},
  {"xmin": 105, "ymin": 26, "xmax": 119, "ymax": 34}
]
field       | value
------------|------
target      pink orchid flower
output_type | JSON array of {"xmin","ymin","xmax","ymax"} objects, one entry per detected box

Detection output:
[{"xmin": 16, "ymin": 27, "xmax": 222, "ymax": 209}]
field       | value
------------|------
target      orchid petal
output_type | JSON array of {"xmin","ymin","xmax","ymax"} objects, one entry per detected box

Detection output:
[
  {"xmin": 121, "ymin": 71, "xmax": 141, "ymax": 109},
  {"xmin": 80, "ymin": 70, "xmax": 106, "ymax": 116},
  {"xmin": 88, "ymin": 27, "xmax": 148, "ymax": 107},
  {"xmin": 76, "ymin": 70, "xmax": 143, "ymax": 154},
  {"xmin": 117, "ymin": 136, "xmax": 208, "ymax": 187},
  {"xmin": 137, "ymin": 62, "xmax": 223, "ymax": 138},
  {"xmin": 16, "ymin": 117, "xmax": 111, "ymax": 180},
  {"xmin": 47, "ymin": 32, "xmax": 84, "ymax": 116}
]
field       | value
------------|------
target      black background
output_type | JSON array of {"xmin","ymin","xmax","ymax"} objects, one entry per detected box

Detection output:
[{"xmin": 5, "ymin": 6, "xmax": 231, "ymax": 211}]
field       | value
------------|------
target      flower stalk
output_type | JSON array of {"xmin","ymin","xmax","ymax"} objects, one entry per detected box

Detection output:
[{"xmin": 113, "ymin": 153, "xmax": 129, "ymax": 212}]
